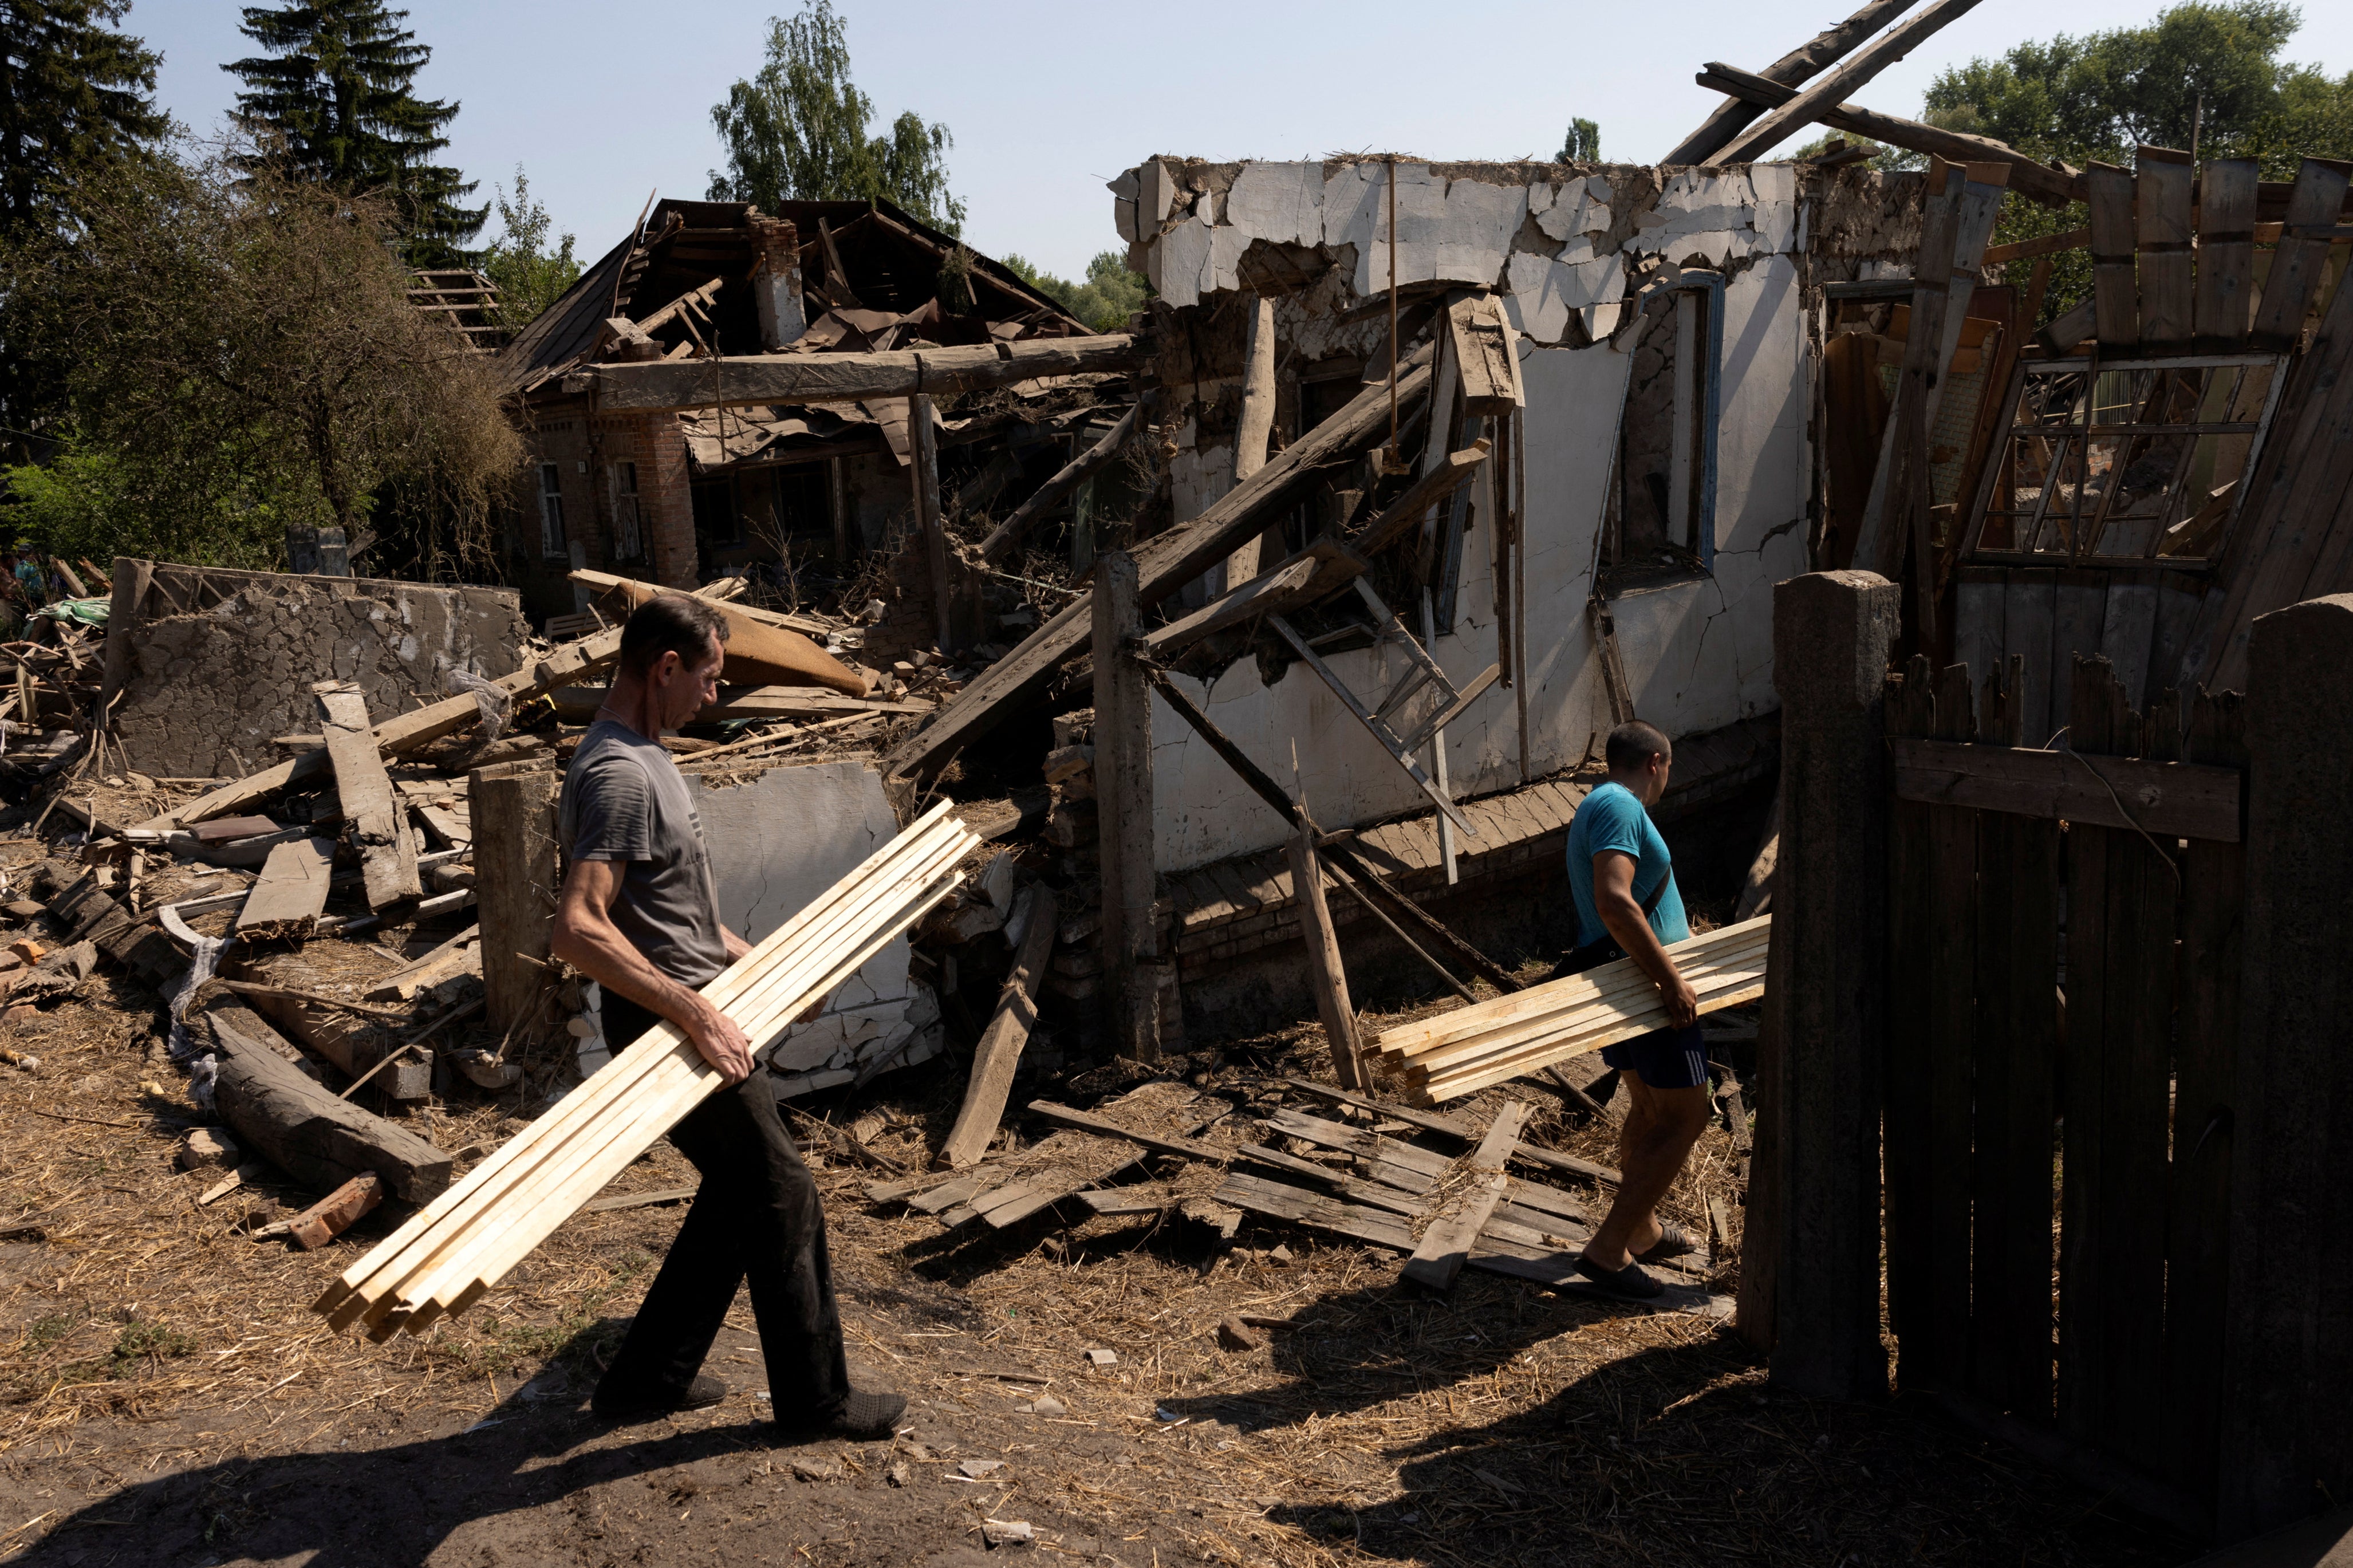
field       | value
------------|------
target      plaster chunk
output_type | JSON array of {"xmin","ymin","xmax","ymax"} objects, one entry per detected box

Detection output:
[
  {"xmin": 1505, "ymin": 250, "xmax": 1625, "ymax": 345},
  {"xmin": 1224, "ymin": 162, "xmax": 1322, "ymax": 247},
  {"xmin": 1324, "ymin": 161, "xmax": 1445, "ymax": 296},
  {"xmin": 1153, "ymin": 208, "xmax": 1215, "ymax": 309}
]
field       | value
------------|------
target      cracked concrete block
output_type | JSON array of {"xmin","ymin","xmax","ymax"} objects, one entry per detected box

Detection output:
[{"xmin": 111, "ymin": 564, "xmax": 525, "ymax": 779}]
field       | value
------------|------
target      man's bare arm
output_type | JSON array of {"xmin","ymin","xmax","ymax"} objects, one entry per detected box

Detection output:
[
  {"xmin": 551, "ymin": 858, "xmax": 755, "ymax": 1083},
  {"xmin": 1593, "ymin": 851, "xmax": 1700, "ymax": 1029}
]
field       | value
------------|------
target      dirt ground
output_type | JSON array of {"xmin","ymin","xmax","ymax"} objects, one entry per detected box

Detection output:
[{"xmin": 0, "ymin": 964, "xmax": 2205, "ymax": 1568}]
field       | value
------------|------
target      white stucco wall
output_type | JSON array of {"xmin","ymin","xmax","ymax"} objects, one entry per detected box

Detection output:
[
  {"xmin": 1128, "ymin": 160, "xmax": 1812, "ymax": 874},
  {"xmin": 691, "ymin": 758, "xmax": 940, "ymax": 1081}
]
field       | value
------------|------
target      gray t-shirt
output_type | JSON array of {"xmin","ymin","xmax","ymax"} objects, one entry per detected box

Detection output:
[{"xmin": 558, "ymin": 720, "xmax": 730, "ymax": 990}]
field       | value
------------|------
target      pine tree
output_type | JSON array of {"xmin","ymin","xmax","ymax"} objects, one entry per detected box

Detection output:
[
  {"xmin": 0, "ymin": 0, "xmax": 169, "ymax": 237},
  {"xmin": 223, "ymin": 1, "xmax": 483, "ymax": 265}
]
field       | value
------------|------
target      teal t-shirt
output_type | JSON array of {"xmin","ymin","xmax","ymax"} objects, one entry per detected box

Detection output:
[{"xmin": 1566, "ymin": 781, "xmax": 1688, "ymax": 950}]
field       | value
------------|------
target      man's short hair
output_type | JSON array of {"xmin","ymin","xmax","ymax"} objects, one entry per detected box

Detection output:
[
  {"xmin": 617, "ymin": 594, "xmax": 730, "ymax": 678},
  {"xmin": 1605, "ymin": 720, "xmax": 1672, "ymax": 773}
]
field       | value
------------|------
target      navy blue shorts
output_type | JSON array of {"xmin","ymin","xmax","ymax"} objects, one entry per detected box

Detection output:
[{"xmin": 1600, "ymin": 1022, "xmax": 1709, "ymax": 1090}]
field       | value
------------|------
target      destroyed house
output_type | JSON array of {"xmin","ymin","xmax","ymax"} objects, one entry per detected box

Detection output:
[{"xmin": 492, "ymin": 196, "xmax": 1120, "ymax": 620}]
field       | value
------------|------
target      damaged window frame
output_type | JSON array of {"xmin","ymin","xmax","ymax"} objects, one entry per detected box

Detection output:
[
  {"xmin": 1604, "ymin": 269, "xmax": 1723, "ymax": 592},
  {"xmin": 537, "ymin": 462, "xmax": 567, "ymax": 560},
  {"xmin": 1958, "ymin": 348, "xmax": 2291, "ymax": 571}
]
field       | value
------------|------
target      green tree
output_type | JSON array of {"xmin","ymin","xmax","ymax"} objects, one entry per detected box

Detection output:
[
  {"xmin": 1557, "ymin": 117, "xmax": 1599, "ymax": 163},
  {"xmin": 0, "ymin": 0, "xmax": 168, "ymax": 238},
  {"xmin": 1922, "ymin": 1, "xmax": 2353, "ymax": 174},
  {"xmin": 478, "ymin": 164, "xmax": 579, "ymax": 330},
  {"xmin": 1920, "ymin": 2, "xmax": 2353, "ymax": 326},
  {"xmin": 1000, "ymin": 250, "xmax": 1150, "ymax": 333},
  {"xmin": 0, "ymin": 142, "xmax": 519, "ymax": 573},
  {"xmin": 707, "ymin": 0, "xmax": 965, "ymax": 234},
  {"xmin": 223, "ymin": 1, "xmax": 484, "ymax": 266}
]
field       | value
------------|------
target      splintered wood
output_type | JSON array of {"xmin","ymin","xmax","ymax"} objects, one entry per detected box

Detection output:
[
  {"xmin": 1373, "ymin": 917, "xmax": 1772, "ymax": 1104},
  {"xmin": 312, "ymin": 800, "xmax": 980, "ymax": 1340}
]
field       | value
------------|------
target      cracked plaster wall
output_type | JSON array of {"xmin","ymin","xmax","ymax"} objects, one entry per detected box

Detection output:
[
  {"xmin": 692, "ymin": 758, "xmax": 937, "ymax": 1084},
  {"xmin": 112, "ymin": 570, "xmax": 526, "ymax": 780},
  {"xmin": 1122, "ymin": 158, "xmax": 1814, "ymax": 873}
]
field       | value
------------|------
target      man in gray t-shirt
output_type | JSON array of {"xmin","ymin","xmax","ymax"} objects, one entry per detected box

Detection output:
[{"xmin": 550, "ymin": 593, "xmax": 902, "ymax": 1441}]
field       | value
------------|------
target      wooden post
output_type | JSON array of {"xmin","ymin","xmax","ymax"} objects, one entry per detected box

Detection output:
[
  {"xmin": 1093, "ymin": 550, "xmax": 1158, "ymax": 1061},
  {"xmin": 1225, "ymin": 296, "xmax": 1278, "ymax": 586},
  {"xmin": 937, "ymin": 885, "xmax": 1059, "ymax": 1169},
  {"xmin": 471, "ymin": 761, "xmax": 561, "ymax": 1046},
  {"xmin": 1286, "ymin": 822, "xmax": 1363, "ymax": 1089},
  {"xmin": 2218, "ymin": 593, "xmax": 2353, "ymax": 1540},
  {"xmin": 1740, "ymin": 569, "xmax": 1898, "ymax": 1400},
  {"xmin": 911, "ymin": 392, "xmax": 952, "ymax": 654}
]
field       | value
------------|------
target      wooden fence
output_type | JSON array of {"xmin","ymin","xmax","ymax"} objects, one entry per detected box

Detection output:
[{"xmin": 1743, "ymin": 569, "xmax": 2353, "ymax": 1546}]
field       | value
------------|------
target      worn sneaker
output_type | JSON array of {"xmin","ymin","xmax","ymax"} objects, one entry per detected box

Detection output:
[
  {"xmin": 591, "ymin": 1373, "xmax": 730, "ymax": 1421},
  {"xmin": 776, "ymin": 1388, "xmax": 907, "ymax": 1441}
]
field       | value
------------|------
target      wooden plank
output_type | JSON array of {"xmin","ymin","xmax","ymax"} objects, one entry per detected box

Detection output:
[
  {"xmin": 1400, "ymin": 1101, "xmax": 1531, "ymax": 1292},
  {"xmin": 1274, "ymin": 1077, "xmax": 1621, "ymax": 1185},
  {"xmin": 938, "ymin": 885, "xmax": 1058, "ymax": 1169},
  {"xmin": 2135, "ymin": 146, "xmax": 2195, "ymax": 349},
  {"xmin": 2088, "ymin": 163, "xmax": 2140, "ymax": 349},
  {"xmin": 2200, "ymin": 274, "xmax": 2353, "ymax": 690},
  {"xmin": 1965, "ymin": 677, "xmax": 2061, "ymax": 1419},
  {"xmin": 1287, "ymin": 822, "xmax": 1363, "ymax": 1090},
  {"xmin": 2004, "ymin": 570, "xmax": 2057, "ymax": 746},
  {"xmin": 2162, "ymin": 688, "xmax": 2244, "ymax": 1494},
  {"xmin": 1664, "ymin": 0, "xmax": 1915, "ymax": 165},
  {"xmin": 1446, "ymin": 291, "xmax": 1523, "ymax": 415},
  {"xmin": 2051, "ymin": 572, "xmax": 2108, "ymax": 737},
  {"xmin": 912, "ymin": 392, "xmax": 952, "ymax": 653},
  {"xmin": 1023, "ymin": 1100, "xmax": 1225, "ymax": 1164},
  {"xmin": 584, "ymin": 333, "xmax": 1153, "ymax": 413},
  {"xmin": 1886, "ymin": 736, "xmax": 2239, "ymax": 841},
  {"xmin": 1692, "ymin": 60, "xmax": 2082, "ymax": 207},
  {"xmin": 2056, "ymin": 659, "xmax": 2171, "ymax": 1472},
  {"xmin": 314, "ymin": 681, "xmax": 420, "ymax": 909},
  {"xmin": 2196, "ymin": 158, "xmax": 2262, "ymax": 350},
  {"xmin": 139, "ymin": 628, "xmax": 623, "ymax": 834},
  {"xmin": 1093, "ymin": 551, "xmax": 1157, "ymax": 1060},
  {"xmin": 471, "ymin": 764, "xmax": 558, "ymax": 1043},
  {"xmin": 1711, "ymin": 0, "xmax": 1987, "ymax": 163},
  {"xmin": 1921, "ymin": 663, "xmax": 1980, "ymax": 1386},
  {"xmin": 236, "ymin": 837, "xmax": 337, "ymax": 940},
  {"xmin": 1881, "ymin": 662, "xmax": 1936, "ymax": 1375},
  {"xmin": 2098, "ymin": 573, "xmax": 2160, "ymax": 711},
  {"xmin": 2250, "ymin": 157, "xmax": 2353, "ymax": 350}
]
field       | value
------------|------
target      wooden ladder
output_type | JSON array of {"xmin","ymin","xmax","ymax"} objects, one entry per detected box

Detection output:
[{"xmin": 1270, "ymin": 578, "xmax": 1500, "ymax": 839}]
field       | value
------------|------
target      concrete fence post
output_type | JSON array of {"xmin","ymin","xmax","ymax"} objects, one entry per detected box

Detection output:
[
  {"xmin": 1740, "ymin": 569, "xmax": 1899, "ymax": 1399},
  {"xmin": 2217, "ymin": 593, "xmax": 2353, "ymax": 1539}
]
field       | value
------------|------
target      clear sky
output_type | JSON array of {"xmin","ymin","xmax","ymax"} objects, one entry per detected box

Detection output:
[{"xmin": 139, "ymin": 1, "xmax": 2353, "ymax": 281}]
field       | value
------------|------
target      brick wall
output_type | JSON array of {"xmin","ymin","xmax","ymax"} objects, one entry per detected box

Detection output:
[{"xmin": 511, "ymin": 395, "xmax": 701, "ymax": 616}]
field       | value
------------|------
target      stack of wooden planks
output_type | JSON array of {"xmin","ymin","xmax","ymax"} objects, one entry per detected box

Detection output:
[
  {"xmin": 1373, "ymin": 917, "xmax": 1771, "ymax": 1105},
  {"xmin": 1213, "ymin": 1100, "xmax": 1713, "ymax": 1305},
  {"xmin": 312, "ymin": 799, "xmax": 981, "ymax": 1340}
]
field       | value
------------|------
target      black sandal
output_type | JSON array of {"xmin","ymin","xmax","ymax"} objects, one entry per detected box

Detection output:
[
  {"xmin": 1574, "ymin": 1255, "xmax": 1665, "ymax": 1300},
  {"xmin": 1637, "ymin": 1223, "xmax": 1701, "ymax": 1264}
]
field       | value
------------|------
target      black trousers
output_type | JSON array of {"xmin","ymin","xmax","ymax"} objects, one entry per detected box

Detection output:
[{"xmin": 593, "ymin": 995, "xmax": 851, "ymax": 1422}]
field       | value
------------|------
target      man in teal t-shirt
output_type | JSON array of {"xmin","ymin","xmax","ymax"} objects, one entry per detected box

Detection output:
[{"xmin": 1563, "ymin": 720, "xmax": 1707, "ymax": 1300}]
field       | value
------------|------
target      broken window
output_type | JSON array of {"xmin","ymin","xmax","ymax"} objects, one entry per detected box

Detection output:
[
  {"xmin": 537, "ymin": 463, "xmax": 566, "ymax": 559},
  {"xmin": 1607, "ymin": 273, "xmax": 1720, "ymax": 585},
  {"xmin": 608, "ymin": 461, "xmax": 644, "ymax": 563},
  {"xmin": 1960, "ymin": 350, "xmax": 2287, "ymax": 568}
]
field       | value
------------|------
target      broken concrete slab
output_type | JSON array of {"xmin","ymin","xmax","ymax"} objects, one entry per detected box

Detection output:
[{"xmin": 100, "ymin": 559, "xmax": 527, "ymax": 781}]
